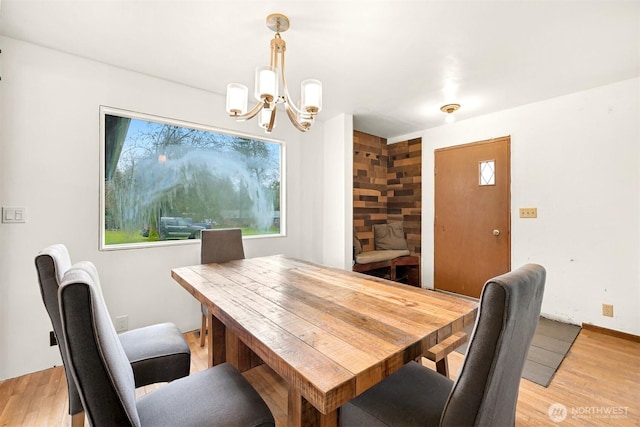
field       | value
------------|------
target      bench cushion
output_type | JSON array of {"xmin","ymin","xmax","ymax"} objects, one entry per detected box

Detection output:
[{"xmin": 355, "ymin": 249, "xmax": 411, "ymax": 264}]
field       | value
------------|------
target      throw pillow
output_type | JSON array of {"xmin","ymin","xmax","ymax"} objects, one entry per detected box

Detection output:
[
  {"xmin": 374, "ymin": 222, "xmax": 408, "ymax": 250},
  {"xmin": 353, "ymin": 232, "xmax": 363, "ymax": 255}
]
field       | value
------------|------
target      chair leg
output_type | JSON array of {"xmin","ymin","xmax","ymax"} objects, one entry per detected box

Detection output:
[
  {"xmin": 71, "ymin": 412, "xmax": 85, "ymax": 427},
  {"xmin": 200, "ymin": 313, "xmax": 207, "ymax": 347}
]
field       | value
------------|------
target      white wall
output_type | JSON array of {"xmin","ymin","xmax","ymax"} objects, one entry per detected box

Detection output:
[
  {"xmin": 322, "ymin": 114, "xmax": 354, "ymax": 269},
  {"xmin": 419, "ymin": 78, "xmax": 640, "ymax": 335},
  {"xmin": 0, "ymin": 37, "xmax": 325, "ymax": 380}
]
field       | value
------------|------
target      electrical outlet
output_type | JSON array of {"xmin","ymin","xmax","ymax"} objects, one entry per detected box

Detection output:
[
  {"xmin": 49, "ymin": 330, "xmax": 57, "ymax": 347},
  {"xmin": 602, "ymin": 304, "xmax": 614, "ymax": 317},
  {"xmin": 519, "ymin": 207, "xmax": 537, "ymax": 218},
  {"xmin": 115, "ymin": 315, "xmax": 129, "ymax": 332}
]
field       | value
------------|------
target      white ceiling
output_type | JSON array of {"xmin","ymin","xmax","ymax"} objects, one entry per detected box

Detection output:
[{"xmin": 1, "ymin": 1, "xmax": 638, "ymax": 138}]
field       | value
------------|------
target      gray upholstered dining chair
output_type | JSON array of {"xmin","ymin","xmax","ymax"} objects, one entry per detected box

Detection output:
[
  {"xmin": 35, "ymin": 244, "xmax": 191, "ymax": 426},
  {"xmin": 57, "ymin": 266, "xmax": 275, "ymax": 427},
  {"xmin": 340, "ymin": 264, "xmax": 546, "ymax": 427},
  {"xmin": 199, "ymin": 228, "xmax": 245, "ymax": 347}
]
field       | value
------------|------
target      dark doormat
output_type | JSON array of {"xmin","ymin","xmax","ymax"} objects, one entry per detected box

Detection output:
[{"xmin": 456, "ymin": 317, "xmax": 581, "ymax": 387}]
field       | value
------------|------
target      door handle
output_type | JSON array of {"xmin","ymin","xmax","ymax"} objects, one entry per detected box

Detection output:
[{"xmin": 492, "ymin": 229, "xmax": 500, "ymax": 236}]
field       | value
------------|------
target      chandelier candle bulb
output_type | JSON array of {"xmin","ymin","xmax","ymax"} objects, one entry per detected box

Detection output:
[
  {"xmin": 255, "ymin": 66, "xmax": 277, "ymax": 102},
  {"xmin": 226, "ymin": 83, "xmax": 248, "ymax": 115},
  {"xmin": 259, "ymin": 108, "xmax": 275, "ymax": 130},
  {"xmin": 301, "ymin": 79, "xmax": 322, "ymax": 113}
]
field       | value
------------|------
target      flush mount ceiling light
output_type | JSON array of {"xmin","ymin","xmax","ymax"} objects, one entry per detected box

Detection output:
[
  {"xmin": 440, "ymin": 103, "xmax": 461, "ymax": 123},
  {"xmin": 225, "ymin": 13, "xmax": 322, "ymax": 133}
]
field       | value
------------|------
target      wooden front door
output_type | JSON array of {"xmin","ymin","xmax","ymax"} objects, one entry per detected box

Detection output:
[{"xmin": 434, "ymin": 137, "xmax": 511, "ymax": 298}]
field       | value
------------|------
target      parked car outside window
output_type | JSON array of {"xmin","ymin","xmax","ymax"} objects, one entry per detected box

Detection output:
[{"xmin": 158, "ymin": 217, "xmax": 205, "ymax": 240}]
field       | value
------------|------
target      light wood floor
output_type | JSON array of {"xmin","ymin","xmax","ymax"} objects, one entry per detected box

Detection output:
[{"xmin": 1, "ymin": 328, "xmax": 638, "ymax": 426}]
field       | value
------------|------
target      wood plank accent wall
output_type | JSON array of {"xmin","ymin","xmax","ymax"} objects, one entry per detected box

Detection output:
[
  {"xmin": 353, "ymin": 131, "xmax": 422, "ymax": 256},
  {"xmin": 354, "ymin": 131, "xmax": 388, "ymax": 252},
  {"xmin": 388, "ymin": 138, "xmax": 422, "ymax": 256}
]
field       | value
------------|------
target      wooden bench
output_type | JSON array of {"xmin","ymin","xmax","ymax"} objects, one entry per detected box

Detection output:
[
  {"xmin": 353, "ymin": 253, "xmax": 420, "ymax": 286},
  {"xmin": 423, "ymin": 331, "xmax": 469, "ymax": 378}
]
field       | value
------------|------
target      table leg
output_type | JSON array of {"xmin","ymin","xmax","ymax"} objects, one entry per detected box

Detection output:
[
  {"xmin": 435, "ymin": 357, "xmax": 450, "ymax": 377},
  {"xmin": 209, "ymin": 313, "xmax": 226, "ymax": 367},
  {"xmin": 288, "ymin": 388, "xmax": 337, "ymax": 427},
  {"xmin": 209, "ymin": 314, "xmax": 263, "ymax": 372},
  {"xmin": 225, "ymin": 329, "xmax": 261, "ymax": 372}
]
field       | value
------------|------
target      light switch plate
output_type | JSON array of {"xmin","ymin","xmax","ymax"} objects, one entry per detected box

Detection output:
[{"xmin": 2, "ymin": 207, "xmax": 26, "ymax": 223}]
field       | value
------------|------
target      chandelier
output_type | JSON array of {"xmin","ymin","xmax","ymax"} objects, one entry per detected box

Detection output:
[{"xmin": 225, "ymin": 13, "xmax": 322, "ymax": 133}]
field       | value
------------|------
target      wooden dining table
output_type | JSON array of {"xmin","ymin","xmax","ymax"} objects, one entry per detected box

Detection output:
[{"xmin": 171, "ymin": 254, "xmax": 478, "ymax": 427}]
